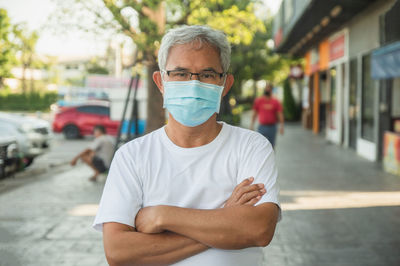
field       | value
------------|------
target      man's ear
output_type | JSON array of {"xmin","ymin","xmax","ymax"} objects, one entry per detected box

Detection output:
[
  {"xmin": 153, "ymin": 71, "xmax": 164, "ymax": 94},
  {"xmin": 222, "ymin": 74, "xmax": 234, "ymax": 97}
]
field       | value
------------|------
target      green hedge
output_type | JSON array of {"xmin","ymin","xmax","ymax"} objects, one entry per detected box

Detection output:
[
  {"xmin": 282, "ymin": 78, "xmax": 300, "ymax": 121},
  {"xmin": 0, "ymin": 92, "xmax": 58, "ymax": 111}
]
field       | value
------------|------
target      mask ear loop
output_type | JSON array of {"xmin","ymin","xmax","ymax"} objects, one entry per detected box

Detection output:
[
  {"xmin": 216, "ymin": 73, "xmax": 228, "ymax": 114},
  {"xmin": 222, "ymin": 73, "xmax": 227, "ymax": 87},
  {"xmin": 160, "ymin": 70, "xmax": 167, "ymax": 84}
]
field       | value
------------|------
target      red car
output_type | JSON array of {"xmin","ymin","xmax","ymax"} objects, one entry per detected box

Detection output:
[{"xmin": 53, "ymin": 103, "xmax": 120, "ymax": 139}]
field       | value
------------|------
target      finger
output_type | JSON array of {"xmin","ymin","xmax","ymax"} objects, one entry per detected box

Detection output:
[
  {"xmin": 239, "ymin": 188, "xmax": 266, "ymax": 204},
  {"xmin": 232, "ymin": 177, "xmax": 254, "ymax": 201},
  {"xmin": 239, "ymin": 190, "xmax": 261, "ymax": 204},
  {"xmin": 234, "ymin": 177, "xmax": 254, "ymax": 192},
  {"xmin": 245, "ymin": 195, "xmax": 262, "ymax": 206},
  {"xmin": 236, "ymin": 183, "xmax": 264, "ymax": 198}
]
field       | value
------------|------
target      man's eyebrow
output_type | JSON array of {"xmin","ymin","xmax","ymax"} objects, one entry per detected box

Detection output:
[
  {"xmin": 201, "ymin": 67, "xmax": 220, "ymax": 72},
  {"xmin": 168, "ymin": 67, "xmax": 222, "ymax": 72},
  {"xmin": 170, "ymin": 67, "xmax": 189, "ymax": 71}
]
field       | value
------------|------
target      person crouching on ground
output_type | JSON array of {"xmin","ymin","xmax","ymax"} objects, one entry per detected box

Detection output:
[{"xmin": 70, "ymin": 125, "xmax": 114, "ymax": 181}]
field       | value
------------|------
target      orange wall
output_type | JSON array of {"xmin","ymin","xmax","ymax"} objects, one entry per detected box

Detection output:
[
  {"xmin": 312, "ymin": 73, "xmax": 320, "ymax": 134},
  {"xmin": 305, "ymin": 52, "xmax": 311, "ymax": 76},
  {"xmin": 319, "ymin": 40, "xmax": 329, "ymax": 71}
]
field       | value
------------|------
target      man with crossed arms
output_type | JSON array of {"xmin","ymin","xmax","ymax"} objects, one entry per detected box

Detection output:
[{"xmin": 93, "ymin": 25, "xmax": 281, "ymax": 266}]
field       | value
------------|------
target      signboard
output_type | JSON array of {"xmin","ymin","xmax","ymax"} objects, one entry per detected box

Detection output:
[
  {"xmin": 383, "ymin": 131, "xmax": 400, "ymax": 176},
  {"xmin": 85, "ymin": 75, "xmax": 147, "ymax": 121},
  {"xmin": 371, "ymin": 41, "xmax": 400, "ymax": 79},
  {"xmin": 330, "ymin": 34, "xmax": 345, "ymax": 61},
  {"xmin": 85, "ymin": 75, "xmax": 142, "ymax": 89}
]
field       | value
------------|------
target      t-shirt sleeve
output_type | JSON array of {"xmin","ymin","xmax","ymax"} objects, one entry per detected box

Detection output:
[
  {"xmin": 237, "ymin": 133, "xmax": 281, "ymax": 220},
  {"xmin": 93, "ymin": 145, "xmax": 143, "ymax": 231}
]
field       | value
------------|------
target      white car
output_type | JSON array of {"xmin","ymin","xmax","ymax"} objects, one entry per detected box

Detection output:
[
  {"xmin": 0, "ymin": 113, "xmax": 51, "ymax": 167},
  {"xmin": 0, "ymin": 134, "xmax": 19, "ymax": 178}
]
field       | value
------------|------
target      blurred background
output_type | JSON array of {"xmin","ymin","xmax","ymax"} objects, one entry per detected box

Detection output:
[{"xmin": 0, "ymin": 0, "xmax": 399, "ymax": 265}]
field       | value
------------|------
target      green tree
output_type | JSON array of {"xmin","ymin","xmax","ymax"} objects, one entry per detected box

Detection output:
[
  {"xmin": 50, "ymin": 0, "xmax": 267, "ymax": 132},
  {"xmin": 282, "ymin": 78, "xmax": 299, "ymax": 121},
  {"xmin": 13, "ymin": 25, "xmax": 40, "ymax": 93},
  {"xmin": 0, "ymin": 9, "xmax": 16, "ymax": 88},
  {"xmin": 86, "ymin": 57, "xmax": 110, "ymax": 75}
]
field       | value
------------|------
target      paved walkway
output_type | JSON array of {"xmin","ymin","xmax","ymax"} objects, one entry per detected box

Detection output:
[
  {"xmin": 0, "ymin": 124, "xmax": 399, "ymax": 266},
  {"xmin": 0, "ymin": 165, "xmax": 107, "ymax": 266},
  {"xmin": 265, "ymin": 123, "xmax": 400, "ymax": 266}
]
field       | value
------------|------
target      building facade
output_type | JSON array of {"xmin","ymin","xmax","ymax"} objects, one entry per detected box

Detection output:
[{"xmin": 274, "ymin": 0, "xmax": 400, "ymax": 165}]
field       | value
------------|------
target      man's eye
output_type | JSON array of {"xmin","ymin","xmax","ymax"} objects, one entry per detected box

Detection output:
[
  {"xmin": 201, "ymin": 73, "xmax": 216, "ymax": 79},
  {"xmin": 173, "ymin": 72, "xmax": 188, "ymax": 77}
]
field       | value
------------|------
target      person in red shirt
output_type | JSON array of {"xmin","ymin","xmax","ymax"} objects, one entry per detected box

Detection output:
[{"xmin": 250, "ymin": 83, "xmax": 284, "ymax": 147}]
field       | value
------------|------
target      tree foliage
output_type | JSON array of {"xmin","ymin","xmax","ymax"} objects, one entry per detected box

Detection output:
[
  {"xmin": 50, "ymin": 0, "xmax": 269, "ymax": 131},
  {"xmin": 0, "ymin": 9, "xmax": 46, "ymax": 92},
  {"xmin": 12, "ymin": 25, "xmax": 40, "ymax": 92},
  {"xmin": 282, "ymin": 78, "xmax": 299, "ymax": 121},
  {"xmin": 0, "ymin": 9, "xmax": 16, "ymax": 87},
  {"xmin": 86, "ymin": 57, "xmax": 110, "ymax": 75}
]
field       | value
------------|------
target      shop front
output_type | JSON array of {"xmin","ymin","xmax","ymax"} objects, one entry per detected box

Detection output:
[
  {"xmin": 326, "ymin": 30, "xmax": 348, "ymax": 145},
  {"xmin": 346, "ymin": 1, "xmax": 392, "ymax": 161},
  {"xmin": 372, "ymin": 41, "xmax": 400, "ymax": 175},
  {"xmin": 304, "ymin": 42, "xmax": 330, "ymax": 135}
]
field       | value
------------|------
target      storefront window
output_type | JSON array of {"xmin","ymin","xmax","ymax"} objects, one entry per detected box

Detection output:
[
  {"xmin": 361, "ymin": 54, "xmax": 375, "ymax": 142},
  {"xmin": 329, "ymin": 67, "xmax": 337, "ymax": 129}
]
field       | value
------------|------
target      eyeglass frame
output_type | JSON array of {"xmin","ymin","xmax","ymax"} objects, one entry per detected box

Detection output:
[{"xmin": 161, "ymin": 69, "xmax": 226, "ymax": 83}]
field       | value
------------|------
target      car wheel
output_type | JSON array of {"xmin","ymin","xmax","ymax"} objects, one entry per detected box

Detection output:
[{"xmin": 63, "ymin": 125, "xmax": 80, "ymax": 139}]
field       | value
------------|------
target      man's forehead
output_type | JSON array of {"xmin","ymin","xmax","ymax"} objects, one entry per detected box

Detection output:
[
  {"xmin": 172, "ymin": 40, "xmax": 217, "ymax": 51},
  {"xmin": 166, "ymin": 42, "xmax": 222, "ymax": 70}
]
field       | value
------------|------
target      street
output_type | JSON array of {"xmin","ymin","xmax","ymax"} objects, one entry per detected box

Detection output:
[{"xmin": 1, "ymin": 126, "xmax": 400, "ymax": 266}]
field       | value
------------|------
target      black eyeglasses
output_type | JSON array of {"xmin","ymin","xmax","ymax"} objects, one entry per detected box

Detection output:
[{"xmin": 162, "ymin": 69, "xmax": 225, "ymax": 84}]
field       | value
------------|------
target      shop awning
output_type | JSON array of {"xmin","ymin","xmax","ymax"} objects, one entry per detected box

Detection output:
[
  {"xmin": 274, "ymin": 0, "xmax": 378, "ymax": 56},
  {"xmin": 371, "ymin": 41, "xmax": 400, "ymax": 79}
]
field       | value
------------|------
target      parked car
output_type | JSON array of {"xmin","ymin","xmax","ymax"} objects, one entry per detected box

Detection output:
[
  {"xmin": 0, "ymin": 113, "xmax": 51, "ymax": 167},
  {"xmin": 0, "ymin": 134, "xmax": 19, "ymax": 178},
  {"xmin": 52, "ymin": 102, "xmax": 120, "ymax": 139},
  {"xmin": 52, "ymin": 102, "xmax": 146, "ymax": 139}
]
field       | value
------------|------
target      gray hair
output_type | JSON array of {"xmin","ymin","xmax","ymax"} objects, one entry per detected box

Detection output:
[{"xmin": 158, "ymin": 25, "xmax": 231, "ymax": 72}]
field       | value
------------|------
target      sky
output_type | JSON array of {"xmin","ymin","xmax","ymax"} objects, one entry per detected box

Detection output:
[{"xmin": 0, "ymin": 0, "xmax": 282, "ymax": 58}]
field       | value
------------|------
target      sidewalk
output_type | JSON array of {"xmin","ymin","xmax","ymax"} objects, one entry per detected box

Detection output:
[
  {"xmin": 0, "ymin": 164, "xmax": 107, "ymax": 266},
  {"xmin": 264, "ymin": 123, "xmax": 400, "ymax": 266}
]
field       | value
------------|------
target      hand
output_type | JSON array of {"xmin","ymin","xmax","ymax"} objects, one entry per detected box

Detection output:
[
  {"xmin": 70, "ymin": 158, "xmax": 77, "ymax": 166},
  {"xmin": 135, "ymin": 206, "xmax": 165, "ymax": 234},
  {"xmin": 279, "ymin": 126, "xmax": 284, "ymax": 135},
  {"xmin": 224, "ymin": 177, "xmax": 266, "ymax": 208}
]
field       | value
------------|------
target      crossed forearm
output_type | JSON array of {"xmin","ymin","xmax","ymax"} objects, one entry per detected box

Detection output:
[
  {"xmin": 103, "ymin": 179, "xmax": 272, "ymax": 265},
  {"xmin": 103, "ymin": 223, "xmax": 208, "ymax": 266},
  {"xmin": 136, "ymin": 203, "xmax": 278, "ymax": 250}
]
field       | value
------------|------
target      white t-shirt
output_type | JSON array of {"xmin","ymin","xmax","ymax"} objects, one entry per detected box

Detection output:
[{"xmin": 93, "ymin": 122, "xmax": 280, "ymax": 266}]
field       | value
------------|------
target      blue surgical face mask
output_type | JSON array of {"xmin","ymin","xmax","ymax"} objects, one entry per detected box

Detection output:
[{"xmin": 163, "ymin": 80, "xmax": 225, "ymax": 127}]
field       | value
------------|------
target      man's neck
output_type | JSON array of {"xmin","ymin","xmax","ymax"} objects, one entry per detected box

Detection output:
[{"xmin": 164, "ymin": 114, "xmax": 222, "ymax": 148}]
